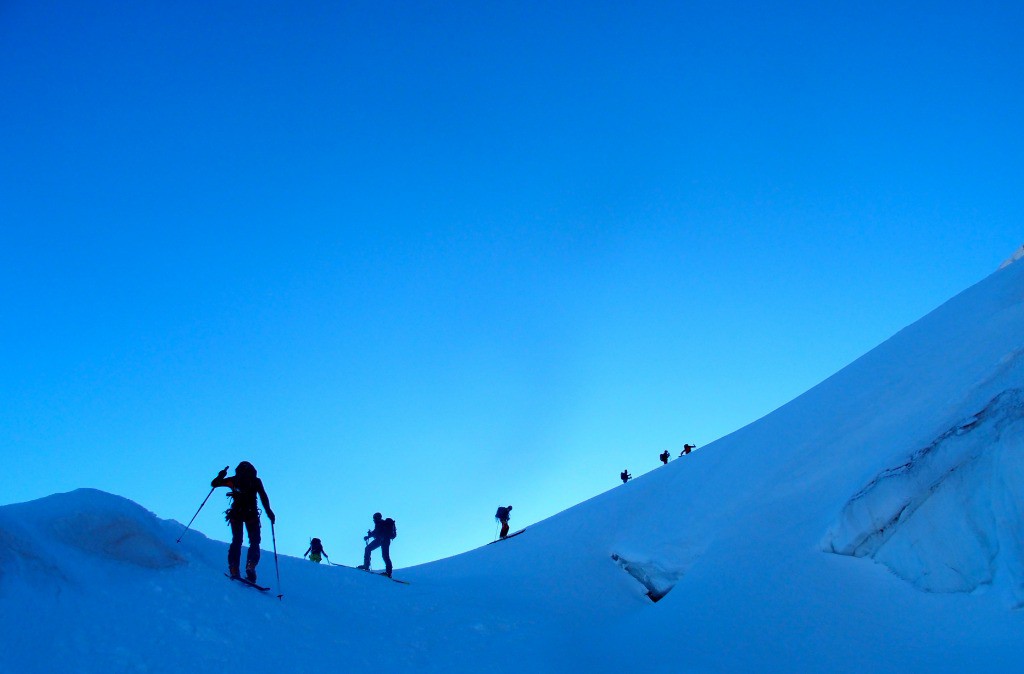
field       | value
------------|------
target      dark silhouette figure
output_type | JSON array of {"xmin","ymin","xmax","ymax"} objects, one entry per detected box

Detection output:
[
  {"xmin": 304, "ymin": 537, "xmax": 327, "ymax": 564},
  {"xmin": 620, "ymin": 470, "xmax": 632, "ymax": 484},
  {"xmin": 680, "ymin": 443, "xmax": 697, "ymax": 457},
  {"xmin": 358, "ymin": 512, "xmax": 396, "ymax": 577},
  {"xmin": 660, "ymin": 450, "xmax": 670, "ymax": 464},
  {"xmin": 211, "ymin": 461, "xmax": 275, "ymax": 582},
  {"xmin": 495, "ymin": 505, "xmax": 513, "ymax": 539}
]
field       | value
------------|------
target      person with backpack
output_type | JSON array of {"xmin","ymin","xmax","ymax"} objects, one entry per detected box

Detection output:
[
  {"xmin": 358, "ymin": 512, "xmax": 396, "ymax": 577},
  {"xmin": 660, "ymin": 450, "xmax": 670, "ymax": 464},
  {"xmin": 211, "ymin": 461, "xmax": 275, "ymax": 583},
  {"xmin": 620, "ymin": 470, "xmax": 632, "ymax": 483},
  {"xmin": 304, "ymin": 537, "xmax": 328, "ymax": 564},
  {"xmin": 680, "ymin": 443, "xmax": 696, "ymax": 457},
  {"xmin": 495, "ymin": 505, "xmax": 513, "ymax": 539}
]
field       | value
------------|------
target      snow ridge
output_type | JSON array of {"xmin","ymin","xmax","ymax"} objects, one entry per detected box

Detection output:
[{"xmin": 998, "ymin": 244, "xmax": 1024, "ymax": 269}]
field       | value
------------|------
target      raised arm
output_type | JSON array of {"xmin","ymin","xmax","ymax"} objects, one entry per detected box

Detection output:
[{"xmin": 210, "ymin": 466, "xmax": 232, "ymax": 488}]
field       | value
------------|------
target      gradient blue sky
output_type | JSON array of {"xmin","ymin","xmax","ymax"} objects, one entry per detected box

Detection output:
[{"xmin": 2, "ymin": 1, "xmax": 1021, "ymax": 567}]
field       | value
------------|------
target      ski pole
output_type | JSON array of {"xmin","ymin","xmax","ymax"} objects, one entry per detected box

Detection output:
[
  {"xmin": 271, "ymin": 520, "xmax": 283, "ymax": 600},
  {"xmin": 176, "ymin": 466, "xmax": 228, "ymax": 543}
]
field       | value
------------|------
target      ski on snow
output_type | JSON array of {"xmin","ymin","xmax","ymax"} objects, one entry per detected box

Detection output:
[
  {"xmin": 327, "ymin": 562, "xmax": 410, "ymax": 584},
  {"xmin": 368, "ymin": 570, "xmax": 410, "ymax": 585},
  {"xmin": 488, "ymin": 528, "xmax": 526, "ymax": 544},
  {"xmin": 224, "ymin": 573, "xmax": 271, "ymax": 592}
]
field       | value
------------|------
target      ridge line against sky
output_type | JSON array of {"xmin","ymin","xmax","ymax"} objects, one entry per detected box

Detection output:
[{"xmin": 1, "ymin": 1, "xmax": 1021, "ymax": 566}]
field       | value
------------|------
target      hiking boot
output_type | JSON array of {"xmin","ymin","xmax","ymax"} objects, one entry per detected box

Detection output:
[
  {"xmin": 384, "ymin": 570, "xmax": 393, "ymax": 578},
  {"xmin": 228, "ymin": 566, "xmax": 241, "ymax": 579},
  {"xmin": 245, "ymin": 566, "xmax": 257, "ymax": 583},
  {"xmin": 356, "ymin": 564, "xmax": 369, "ymax": 570}
]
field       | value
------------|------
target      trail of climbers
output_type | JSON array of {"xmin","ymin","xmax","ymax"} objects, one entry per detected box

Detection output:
[{"xmin": 184, "ymin": 439, "xmax": 700, "ymax": 596}]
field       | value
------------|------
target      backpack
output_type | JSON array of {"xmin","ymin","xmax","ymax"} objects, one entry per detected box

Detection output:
[
  {"xmin": 225, "ymin": 463, "xmax": 259, "ymax": 519},
  {"xmin": 311, "ymin": 538, "xmax": 323, "ymax": 553},
  {"xmin": 495, "ymin": 507, "xmax": 509, "ymax": 520},
  {"xmin": 384, "ymin": 518, "xmax": 397, "ymax": 540}
]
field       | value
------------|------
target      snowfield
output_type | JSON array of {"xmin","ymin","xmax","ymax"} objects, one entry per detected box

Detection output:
[{"xmin": 3, "ymin": 255, "xmax": 1024, "ymax": 673}]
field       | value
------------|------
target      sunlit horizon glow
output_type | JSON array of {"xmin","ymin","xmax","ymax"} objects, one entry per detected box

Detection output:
[{"xmin": 1, "ymin": 2, "xmax": 1021, "ymax": 566}]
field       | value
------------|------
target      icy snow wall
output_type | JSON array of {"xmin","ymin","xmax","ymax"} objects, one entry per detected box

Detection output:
[{"xmin": 823, "ymin": 388, "xmax": 1024, "ymax": 603}]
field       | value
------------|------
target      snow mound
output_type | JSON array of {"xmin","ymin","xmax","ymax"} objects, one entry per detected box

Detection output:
[
  {"xmin": 51, "ymin": 510, "xmax": 186, "ymax": 569},
  {"xmin": 0, "ymin": 489, "xmax": 185, "ymax": 579},
  {"xmin": 823, "ymin": 388, "xmax": 1024, "ymax": 602}
]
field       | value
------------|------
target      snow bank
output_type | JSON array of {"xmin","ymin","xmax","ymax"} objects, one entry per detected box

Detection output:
[
  {"xmin": 48, "ymin": 494, "xmax": 187, "ymax": 570},
  {"xmin": 0, "ymin": 489, "xmax": 184, "ymax": 587}
]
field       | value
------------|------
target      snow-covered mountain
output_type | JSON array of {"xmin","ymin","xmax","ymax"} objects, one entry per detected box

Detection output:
[{"xmin": 3, "ymin": 255, "xmax": 1024, "ymax": 673}]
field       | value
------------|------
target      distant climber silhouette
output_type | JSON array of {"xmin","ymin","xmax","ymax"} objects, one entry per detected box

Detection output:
[
  {"xmin": 495, "ymin": 505, "xmax": 513, "ymax": 539},
  {"xmin": 358, "ymin": 512, "xmax": 396, "ymax": 577},
  {"xmin": 304, "ymin": 537, "xmax": 327, "ymax": 564}
]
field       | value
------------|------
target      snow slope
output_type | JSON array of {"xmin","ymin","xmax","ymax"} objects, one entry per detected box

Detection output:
[{"xmin": 3, "ymin": 256, "xmax": 1024, "ymax": 673}]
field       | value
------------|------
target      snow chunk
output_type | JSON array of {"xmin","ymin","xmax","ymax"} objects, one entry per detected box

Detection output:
[
  {"xmin": 611, "ymin": 553, "xmax": 686, "ymax": 602},
  {"xmin": 823, "ymin": 389, "xmax": 1024, "ymax": 603}
]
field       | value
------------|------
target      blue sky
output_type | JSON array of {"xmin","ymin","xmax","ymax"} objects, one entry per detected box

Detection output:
[{"xmin": 1, "ymin": 1, "xmax": 1021, "ymax": 567}]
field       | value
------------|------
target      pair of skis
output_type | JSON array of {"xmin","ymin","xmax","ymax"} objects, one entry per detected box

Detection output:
[
  {"xmin": 359, "ymin": 567, "xmax": 410, "ymax": 585},
  {"xmin": 487, "ymin": 528, "xmax": 526, "ymax": 544},
  {"xmin": 328, "ymin": 561, "xmax": 410, "ymax": 584},
  {"xmin": 225, "ymin": 573, "xmax": 274, "ymax": 593}
]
